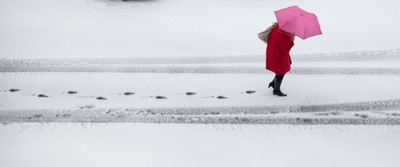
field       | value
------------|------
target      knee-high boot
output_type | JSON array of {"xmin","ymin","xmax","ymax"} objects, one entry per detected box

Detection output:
[{"xmin": 273, "ymin": 76, "xmax": 287, "ymax": 96}]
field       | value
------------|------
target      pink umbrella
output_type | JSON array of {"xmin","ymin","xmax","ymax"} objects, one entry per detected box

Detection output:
[{"xmin": 274, "ymin": 6, "xmax": 322, "ymax": 40}]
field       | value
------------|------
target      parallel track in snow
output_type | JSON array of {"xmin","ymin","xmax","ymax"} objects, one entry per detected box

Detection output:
[
  {"xmin": 1, "ymin": 99, "xmax": 400, "ymax": 125},
  {"xmin": 1, "ymin": 49, "xmax": 400, "ymax": 75},
  {"xmin": 1, "ymin": 49, "xmax": 400, "ymax": 124}
]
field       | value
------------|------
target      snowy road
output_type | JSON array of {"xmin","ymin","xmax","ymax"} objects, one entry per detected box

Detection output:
[
  {"xmin": 1, "ymin": 49, "xmax": 400, "ymax": 124},
  {"xmin": 1, "ymin": 72, "xmax": 400, "ymax": 124},
  {"xmin": 2, "ymin": 49, "xmax": 400, "ymax": 75},
  {"xmin": 1, "ymin": 0, "xmax": 400, "ymax": 166},
  {"xmin": 1, "ymin": 123, "xmax": 400, "ymax": 167}
]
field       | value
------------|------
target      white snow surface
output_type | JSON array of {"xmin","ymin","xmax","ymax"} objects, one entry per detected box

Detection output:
[
  {"xmin": 1, "ymin": 0, "xmax": 400, "ymax": 59},
  {"xmin": 1, "ymin": 49, "xmax": 400, "ymax": 124},
  {"xmin": 1, "ymin": 123, "xmax": 400, "ymax": 167},
  {"xmin": 2, "ymin": 1, "xmax": 400, "ymax": 166},
  {"xmin": 2, "ymin": 72, "xmax": 400, "ymax": 124},
  {"xmin": 1, "ymin": 1, "xmax": 400, "ymax": 125},
  {"xmin": 2, "ymin": 48, "xmax": 400, "ymax": 75}
]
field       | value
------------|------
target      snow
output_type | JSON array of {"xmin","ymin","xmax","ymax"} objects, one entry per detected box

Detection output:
[
  {"xmin": 1, "ymin": 0, "xmax": 400, "ymax": 59},
  {"xmin": 1, "ymin": 123, "xmax": 400, "ymax": 167},
  {"xmin": 2, "ymin": 73, "xmax": 400, "ymax": 109},
  {"xmin": 2, "ymin": 48, "xmax": 400, "ymax": 75},
  {"xmin": 1, "ymin": 49, "xmax": 400, "ymax": 125},
  {"xmin": 1, "ymin": 0, "xmax": 398, "ymax": 124},
  {"xmin": 1, "ymin": 0, "xmax": 400, "ymax": 166},
  {"xmin": 1, "ymin": 69, "xmax": 400, "ymax": 124}
]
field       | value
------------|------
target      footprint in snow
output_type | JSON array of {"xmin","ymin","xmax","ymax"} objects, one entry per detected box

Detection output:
[
  {"xmin": 96, "ymin": 96, "xmax": 107, "ymax": 100},
  {"xmin": 80, "ymin": 105, "xmax": 95, "ymax": 109},
  {"xmin": 124, "ymin": 92, "xmax": 135, "ymax": 95},
  {"xmin": 155, "ymin": 96, "xmax": 167, "ymax": 99},
  {"xmin": 67, "ymin": 91, "xmax": 78, "ymax": 94},
  {"xmin": 297, "ymin": 118, "xmax": 313, "ymax": 123},
  {"xmin": 37, "ymin": 94, "xmax": 48, "ymax": 98},
  {"xmin": 385, "ymin": 113, "xmax": 400, "ymax": 117},
  {"xmin": 62, "ymin": 114, "xmax": 72, "ymax": 118},
  {"xmin": 245, "ymin": 90, "xmax": 256, "ymax": 94},
  {"xmin": 28, "ymin": 114, "xmax": 43, "ymax": 120},
  {"xmin": 9, "ymin": 89, "xmax": 19, "ymax": 92},
  {"xmin": 217, "ymin": 96, "xmax": 228, "ymax": 99},
  {"xmin": 314, "ymin": 112, "xmax": 341, "ymax": 116},
  {"xmin": 390, "ymin": 113, "xmax": 400, "ymax": 116},
  {"xmin": 355, "ymin": 114, "xmax": 369, "ymax": 119},
  {"xmin": 33, "ymin": 114, "xmax": 43, "ymax": 118}
]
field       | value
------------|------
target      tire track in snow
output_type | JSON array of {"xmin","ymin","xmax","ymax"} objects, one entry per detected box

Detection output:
[
  {"xmin": 1, "ymin": 48, "xmax": 399, "ymax": 65},
  {"xmin": 123, "ymin": 98, "xmax": 400, "ymax": 115},
  {"xmin": 2, "ymin": 64, "xmax": 400, "ymax": 75},
  {"xmin": 1, "ymin": 99, "xmax": 400, "ymax": 125},
  {"xmin": 1, "ymin": 48, "xmax": 400, "ymax": 74}
]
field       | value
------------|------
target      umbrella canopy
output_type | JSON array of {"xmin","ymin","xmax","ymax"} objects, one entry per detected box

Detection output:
[{"xmin": 274, "ymin": 6, "xmax": 322, "ymax": 40}]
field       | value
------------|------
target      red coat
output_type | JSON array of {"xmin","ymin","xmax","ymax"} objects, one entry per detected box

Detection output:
[{"xmin": 266, "ymin": 25, "xmax": 294, "ymax": 75}]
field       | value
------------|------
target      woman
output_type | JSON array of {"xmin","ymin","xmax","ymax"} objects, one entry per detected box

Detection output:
[{"xmin": 266, "ymin": 23, "xmax": 294, "ymax": 96}]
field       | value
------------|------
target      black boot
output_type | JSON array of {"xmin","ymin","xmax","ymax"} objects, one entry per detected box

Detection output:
[
  {"xmin": 273, "ymin": 76, "xmax": 287, "ymax": 96},
  {"xmin": 268, "ymin": 78, "xmax": 275, "ymax": 89}
]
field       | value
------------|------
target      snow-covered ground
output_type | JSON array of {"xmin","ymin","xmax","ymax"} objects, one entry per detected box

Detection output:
[
  {"xmin": 1, "ymin": 49, "xmax": 400, "ymax": 124},
  {"xmin": 2, "ymin": 48, "xmax": 400, "ymax": 75},
  {"xmin": 1, "ymin": 72, "xmax": 400, "ymax": 124},
  {"xmin": 1, "ymin": 0, "xmax": 400, "ymax": 166},
  {"xmin": 1, "ymin": 123, "xmax": 400, "ymax": 167}
]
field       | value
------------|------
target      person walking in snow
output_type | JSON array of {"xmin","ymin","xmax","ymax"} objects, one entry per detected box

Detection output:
[
  {"xmin": 265, "ymin": 23, "xmax": 294, "ymax": 96},
  {"xmin": 260, "ymin": 6, "xmax": 321, "ymax": 96}
]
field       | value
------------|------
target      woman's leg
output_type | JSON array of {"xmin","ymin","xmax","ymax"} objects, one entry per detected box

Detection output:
[{"xmin": 273, "ymin": 74, "xmax": 287, "ymax": 96}]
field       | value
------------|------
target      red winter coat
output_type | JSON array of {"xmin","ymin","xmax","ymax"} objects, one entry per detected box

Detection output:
[{"xmin": 266, "ymin": 25, "xmax": 294, "ymax": 75}]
